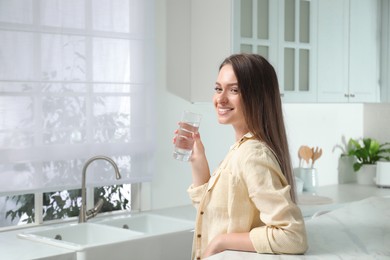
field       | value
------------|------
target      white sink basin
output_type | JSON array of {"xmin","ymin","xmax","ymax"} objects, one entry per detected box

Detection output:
[
  {"xmin": 90, "ymin": 214, "xmax": 194, "ymax": 259},
  {"xmin": 17, "ymin": 214, "xmax": 195, "ymax": 260},
  {"xmin": 96, "ymin": 213, "xmax": 194, "ymax": 235},
  {"xmin": 18, "ymin": 222, "xmax": 143, "ymax": 251}
]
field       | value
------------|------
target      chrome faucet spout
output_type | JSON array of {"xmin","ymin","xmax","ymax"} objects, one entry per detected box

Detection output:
[{"xmin": 79, "ymin": 155, "xmax": 121, "ymax": 223}]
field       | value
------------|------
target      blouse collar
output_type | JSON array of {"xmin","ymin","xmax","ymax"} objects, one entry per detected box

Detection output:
[{"xmin": 231, "ymin": 132, "xmax": 254, "ymax": 150}]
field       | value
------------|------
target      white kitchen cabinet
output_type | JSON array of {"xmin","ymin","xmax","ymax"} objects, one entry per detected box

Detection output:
[
  {"xmin": 381, "ymin": 0, "xmax": 390, "ymax": 103},
  {"xmin": 232, "ymin": 0, "xmax": 278, "ymax": 67},
  {"xmin": 317, "ymin": 0, "xmax": 380, "ymax": 103},
  {"xmin": 167, "ymin": 0, "xmax": 318, "ymax": 103},
  {"xmin": 167, "ymin": 0, "xmax": 380, "ymax": 104},
  {"xmin": 233, "ymin": 0, "xmax": 318, "ymax": 103},
  {"xmin": 277, "ymin": 0, "xmax": 318, "ymax": 103},
  {"xmin": 166, "ymin": 0, "xmax": 233, "ymax": 103}
]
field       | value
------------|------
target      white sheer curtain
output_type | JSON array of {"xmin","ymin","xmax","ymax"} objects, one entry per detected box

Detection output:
[{"xmin": 0, "ymin": 0, "xmax": 155, "ymax": 195}]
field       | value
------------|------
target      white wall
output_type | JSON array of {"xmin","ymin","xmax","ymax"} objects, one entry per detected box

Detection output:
[
  {"xmin": 364, "ymin": 103, "xmax": 390, "ymax": 143},
  {"xmin": 147, "ymin": 0, "xmax": 390, "ymax": 211},
  {"xmin": 283, "ymin": 103, "xmax": 363, "ymax": 185}
]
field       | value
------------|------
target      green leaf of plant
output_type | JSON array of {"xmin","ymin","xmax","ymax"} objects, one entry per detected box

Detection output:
[{"xmin": 353, "ymin": 162, "xmax": 362, "ymax": 172}]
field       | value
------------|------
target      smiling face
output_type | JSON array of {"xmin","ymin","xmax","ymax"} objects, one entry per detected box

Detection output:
[{"xmin": 213, "ymin": 64, "xmax": 249, "ymax": 138}]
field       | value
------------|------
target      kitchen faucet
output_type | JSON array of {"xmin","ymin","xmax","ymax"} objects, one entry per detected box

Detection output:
[{"xmin": 79, "ymin": 155, "xmax": 121, "ymax": 223}]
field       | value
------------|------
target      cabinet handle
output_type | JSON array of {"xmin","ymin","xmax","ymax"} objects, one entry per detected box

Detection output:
[
  {"xmin": 344, "ymin": 93, "xmax": 349, "ymax": 97},
  {"xmin": 350, "ymin": 93, "xmax": 355, "ymax": 98}
]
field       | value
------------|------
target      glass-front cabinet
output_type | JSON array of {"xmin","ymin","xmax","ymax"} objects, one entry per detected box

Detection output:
[
  {"xmin": 233, "ymin": 0, "xmax": 317, "ymax": 103},
  {"xmin": 167, "ymin": 0, "xmax": 380, "ymax": 103}
]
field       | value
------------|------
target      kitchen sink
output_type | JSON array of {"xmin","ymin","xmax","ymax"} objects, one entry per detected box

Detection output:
[
  {"xmin": 95, "ymin": 213, "xmax": 194, "ymax": 235},
  {"xmin": 18, "ymin": 222, "xmax": 143, "ymax": 251},
  {"xmin": 17, "ymin": 214, "xmax": 194, "ymax": 259}
]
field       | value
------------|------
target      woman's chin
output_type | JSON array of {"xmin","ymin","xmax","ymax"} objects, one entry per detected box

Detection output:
[{"xmin": 217, "ymin": 118, "xmax": 229, "ymax": 125}]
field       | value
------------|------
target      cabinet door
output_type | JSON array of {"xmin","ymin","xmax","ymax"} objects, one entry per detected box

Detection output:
[
  {"xmin": 233, "ymin": 0, "xmax": 317, "ymax": 103},
  {"xmin": 348, "ymin": 0, "xmax": 379, "ymax": 103},
  {"xmin": 279, "ymin": 0, "xmax": 317, "ymax": 103},
  {"xmin": 166, "ymin": 0, "xmax": 232, "ymax": 103},
  {"xmin": 190, "ymin": 0, "xmax": 232, "ymax": 102},
  {"xmin": 317, "ymin": 0, "xmax": 349, "ymax": 102},
  {"xmin": 166, "ymin": 0, "xmax": 191, "ymax": 101},
  {"xmin": 381, "ymin": 0, "xmax": 390, "ymax": 102},
  {"xmin": 232, "ymin": 0, "xmax": 278, "ymax": 63},
  {"xmin": 317, "ymin": 0, "xmax": 380, "ymax": 103}
]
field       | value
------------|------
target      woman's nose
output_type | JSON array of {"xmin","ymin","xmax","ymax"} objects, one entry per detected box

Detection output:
[{"xmin": 217, "ymin": 92, "xmax": 228, "ymax": 104}]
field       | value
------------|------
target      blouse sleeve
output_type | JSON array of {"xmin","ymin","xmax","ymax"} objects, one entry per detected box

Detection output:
[
  {"xmin": 187, "ymin": 183, "xmax": 208, "ymax": 209},
  {"xmin": 240, "ymin": 147, "xmax": 308, "ymax": 254}
]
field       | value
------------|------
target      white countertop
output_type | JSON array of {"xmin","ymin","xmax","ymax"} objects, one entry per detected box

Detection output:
[
  {"xmin": 0, "ymin": 228, "xmax": 76, "ymax": 260},
  {"xmin": 206, "ymin": 184, "xmax": 390, "ymax": 260},
  {"xmin": 298, "ymin": 183, "xmax": 390, "ymax": 217},
  {"xmin": 0, "ymin": 184, "xmax": 389, "ymax": 260}
]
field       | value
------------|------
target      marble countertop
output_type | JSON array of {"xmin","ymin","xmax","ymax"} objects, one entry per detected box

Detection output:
[
  {"xmin": 297, "ymin": 183, "xmax": 390, "ymax": 217},
  {"xmin": 206, "ymin": 184, "xmax": 390, "ymax": 260}
]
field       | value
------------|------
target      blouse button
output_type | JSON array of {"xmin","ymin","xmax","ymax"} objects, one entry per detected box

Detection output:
[
  {"xmin": 197, "ymin": 234, "xmax": 201, "ymax": 238},
  {"xmin": 200, "ymin": 211, "xmax": 204, "ymax": 215}
]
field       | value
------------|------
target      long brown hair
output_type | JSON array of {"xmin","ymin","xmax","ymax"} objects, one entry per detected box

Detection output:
[{"xmin": 220, "ymin": 53, "xmax": 296, "ymax": 202}]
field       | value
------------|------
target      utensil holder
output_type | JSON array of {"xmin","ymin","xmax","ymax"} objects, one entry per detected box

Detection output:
[{"xmin": 294, "ymin": 167, "xmax": 319, "ymax": 193}]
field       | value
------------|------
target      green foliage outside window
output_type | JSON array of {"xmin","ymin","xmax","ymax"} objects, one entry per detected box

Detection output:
[{"xmin": 5, "ymin": 185, "xmax": 130, "ymax": 224}]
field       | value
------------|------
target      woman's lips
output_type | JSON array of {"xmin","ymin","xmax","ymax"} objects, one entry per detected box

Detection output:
[{"xmin": 217, "ymin": 107, "xmax": 233, "ymax": 115}]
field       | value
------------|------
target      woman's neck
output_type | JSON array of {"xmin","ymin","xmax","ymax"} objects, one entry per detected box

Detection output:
[{"xmin": 233, "ymin": 126, "xmax": 250, "ymax": 142}]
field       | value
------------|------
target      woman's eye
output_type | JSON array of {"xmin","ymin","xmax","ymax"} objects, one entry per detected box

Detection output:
[
  {"xmin": 214, "ymin": 87, "xmax": 222, "ymax": 93},
  {"xmin": 230, "ymin": 88, "xmax": 239, "ymax": 94}
]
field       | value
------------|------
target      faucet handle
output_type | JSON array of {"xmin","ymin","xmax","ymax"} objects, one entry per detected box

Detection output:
[{"xmin": 86, "ymin": 198, "xmax": 104, "ymax": 220}]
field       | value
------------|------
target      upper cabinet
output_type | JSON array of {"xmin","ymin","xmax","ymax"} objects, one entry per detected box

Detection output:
[
  {"xmin": 167, "ymin": 0, "xmax": 381, "ymax": 103},
  {"xmin": 166, "ymin": 0, "xmax": 232, "ymax": 103},
  {"xmin": 233, "ymin": 0, "xmax": 317, "ymax": 103},
  {"xmin": 317, "ymin": 0, "xmax": 380, "ymax": 103},
  {"xmin": 279, "ymin": 0, "xmax": 317, "ymax": 102},
  {"xmin": 381, "ymin": 0, "xmax": 390, "ymax": 103}
]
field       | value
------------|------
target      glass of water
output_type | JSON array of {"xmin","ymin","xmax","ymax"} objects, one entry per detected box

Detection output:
[{"xmin": 173, "ymin": 111, "xmax": 202, "ymax": 161}]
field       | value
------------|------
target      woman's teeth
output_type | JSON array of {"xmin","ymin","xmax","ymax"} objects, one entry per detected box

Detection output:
[{"xmin": 218, "ymin": 108, "xmax": 232, "ymax": 114}]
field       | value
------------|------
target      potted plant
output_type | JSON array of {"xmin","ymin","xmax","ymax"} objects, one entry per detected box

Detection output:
[{"xmin": 347, "ymin": 138, "xmax": 390, "ymax": 185}]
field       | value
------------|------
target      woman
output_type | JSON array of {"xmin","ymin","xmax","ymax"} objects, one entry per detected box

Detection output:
[{"xmin": 179, "ymin": 54, "xmax": 308, "ymax": 259}]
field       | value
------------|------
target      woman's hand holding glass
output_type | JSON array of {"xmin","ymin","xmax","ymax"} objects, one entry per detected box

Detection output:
[{"xmin": 173, "ymin": 126, "xmax": 210, "ymax": 186}]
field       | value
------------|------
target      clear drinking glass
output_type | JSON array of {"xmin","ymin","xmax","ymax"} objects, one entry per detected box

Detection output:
[{"xmin": 173, "ymin": 111, "xmax": 202, "ymax": 161}]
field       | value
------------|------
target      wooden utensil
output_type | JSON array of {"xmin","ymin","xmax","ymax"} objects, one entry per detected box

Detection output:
[
  {"xmin": 298, "ymin": 146, "xmax": 304, "ymax": 167},
  {"xmin": 298, "ymin": 145, "xmax": 313, "ymax": 167},
  {"xmin": 311, "ymin": 147, "xmax": 323, "ymax": 168}
]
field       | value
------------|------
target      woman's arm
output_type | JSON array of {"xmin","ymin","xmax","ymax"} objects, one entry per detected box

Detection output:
[
  {"xmin": 203, "ymin": 232, "xmax": 255, "ymax": 258},
  {"xmin": 242, "ymin": 150, "xmax": 308, "ymax": 254}
]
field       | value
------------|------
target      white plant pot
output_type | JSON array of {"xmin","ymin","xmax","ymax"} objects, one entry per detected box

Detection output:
[
  {"xmin": 356, "ymin": 164, "xmax": 376, "ymax": 185},
  {"xmin": 376, "ymin": 161, "xmax": 390, "ymax": 188}
]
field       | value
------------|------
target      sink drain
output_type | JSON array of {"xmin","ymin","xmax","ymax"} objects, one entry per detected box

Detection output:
[
  {"xmin": 54, "ymin": 234, "xmax": 62, "ymax": 240},
  {"xmin": 122, "ymin": 224, "xmax": 129, "ymax": 229}
]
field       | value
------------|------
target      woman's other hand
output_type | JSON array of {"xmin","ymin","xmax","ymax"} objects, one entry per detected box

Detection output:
[
  {"xmin": 203, "ymin": 233, "xmax": 255, "ymax": 258},
  {"xmin": 190, "ymin": 132, "xmax": 210, "ymax": 186}
]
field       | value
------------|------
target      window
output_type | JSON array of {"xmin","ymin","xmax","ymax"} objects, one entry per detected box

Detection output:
[{"xmin": 0, "ymin": 0, "xmax": 155, "ymax": 228}]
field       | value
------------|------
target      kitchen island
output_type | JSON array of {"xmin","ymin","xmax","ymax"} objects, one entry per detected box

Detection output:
[{"xmin": 206, "ymin": 184, "xmax": 390, "ymax": 260}]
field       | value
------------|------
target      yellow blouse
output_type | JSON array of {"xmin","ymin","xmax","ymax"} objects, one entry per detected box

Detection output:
[{"xmin": 187, "ymin": 133, "xmax": 308, "ymax": 259}]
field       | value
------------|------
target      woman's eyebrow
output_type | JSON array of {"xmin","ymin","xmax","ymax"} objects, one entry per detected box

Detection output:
[{"xmin": 215, "ymin": 82, "xmax": 239, "ymax": 87}]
